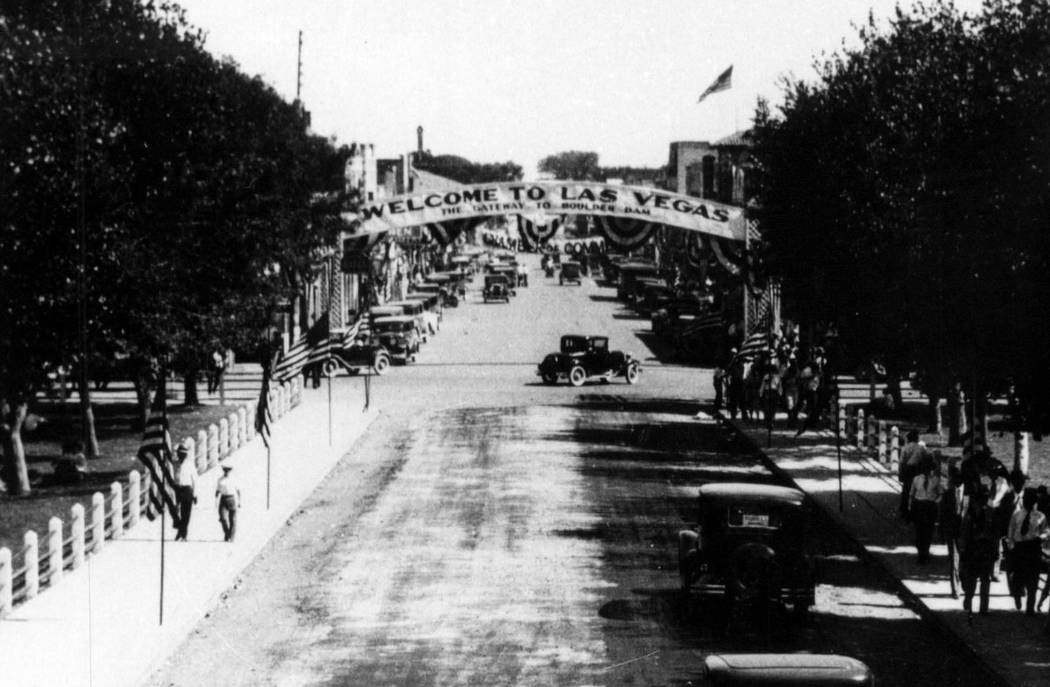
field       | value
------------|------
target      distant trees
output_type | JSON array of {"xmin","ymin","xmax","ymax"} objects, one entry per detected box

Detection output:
[
  {"xmin": 750, "ymin": 0, "xmax": 1050, "ymax": 434},
  {"xmin": 538, "ymin": 151, "xmax": 600, "ymax": 181},
  {"xmin": 414, "ymin": 153, "xmax": 523, "ymax": 184},
  {"xmin": 0, "ymin": 0, "xmax": 347, "ymax": 494}
]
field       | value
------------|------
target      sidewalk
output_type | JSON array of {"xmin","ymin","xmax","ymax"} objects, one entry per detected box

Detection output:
[
  {"xmin": 1, "ymin": 380, "xmax": 378, "ymax": 687},
  {"xmin": 726, "ymin": 413, "xmax": 1046, "ymax": 687}
]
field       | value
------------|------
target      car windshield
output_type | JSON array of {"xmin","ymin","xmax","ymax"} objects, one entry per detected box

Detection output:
[{"xmin": 374, "ymin": 321, "xmax": 411, "ymax": 333}]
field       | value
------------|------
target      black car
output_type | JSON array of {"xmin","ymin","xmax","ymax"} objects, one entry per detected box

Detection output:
[
  {"xmin": 559, "ymin": 261, "xmax": 582, "ymax": 285},
  {"xmin": 678, "ymin": 483, "xmax": 816, "ymax": 615},
  {"xmin": 321, "ymin": 333, "xmax": 391, "ymax": 376},
  {"xmin": 537, "ymin": 335, "xmax": 641, "ymax": 387},
  {"xmin": 483, "ymin": 274, "xmax": 513, "ymax": 303}
]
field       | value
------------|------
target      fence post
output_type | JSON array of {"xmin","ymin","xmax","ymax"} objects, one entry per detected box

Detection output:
[
  {"xmin": 24, "ymin": 531, "xmax": 39, "ymax": 600},
  {"xmin": 1015, "ymin": 432, "xmax": 1030, "ymax": 477},
  {"xmin": 110, "ymin": 482, "xmax": 124, "ymax": 539},
  {"xmin": 245, "ymin": 401, "xmax": 256, "ymax": 441},
  {"xmin": 70, "ymin": 504, "xmax": 85, "ymax": 569},
  {"xmin": 48, "ymin": 517, "xmax": 63, "ymax": 585},
  {"xmin": 865, "ymin": 413, "xmax": 877, "ymax": 449},
  {"xmin": 837, "ymin": 402, "xmax": 847, "ymax": 437},
  {"xmin": 207, "ymin": 424, "xmax": 219, "ymax": 470},
  {"xmin": 890, "ymin": 426, "xmax": 901, "ymax": 469},
  {"xmin": 0, "ymin": 548, "xmax": 11, "ymax": 615},
  {"xmin": 228, "ymin": 411, "xmax": 240, "ymax": 451},
  {"xmin": 196, "ymin": 429, "xmax": 208, "ymax": 473},
  {"xmin": 127, "ymin": 471, "xmax": 141, "ymax": 528},
  {"xmin": 91, "ymin": 492, "xmax": 105, "ymax": 554},
  {"xmin": 877, "ymin": 421, "xmax": 888, "ymax": 463},
  {"xmin": 855, "ymin": 407, "xmax": 865, "ymax": 447},
  {"xmin": 218, "ymin": 418, "xmax": 229, "ymax": 458},
  {"xmin": 237, "ymin": 406, "xmax": 248, "ymax": 446},
  {"xmin": 936, "ymin": 399, "xmax": 946, "ymax": 438}
]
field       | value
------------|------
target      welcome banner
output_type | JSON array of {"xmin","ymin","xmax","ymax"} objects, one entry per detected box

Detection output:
[{"xmin": 344, "ymin": 181, "xmax": 744, "ymax": 242}]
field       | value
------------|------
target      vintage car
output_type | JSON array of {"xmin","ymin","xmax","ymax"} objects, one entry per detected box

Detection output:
[
  {"xmin": 410, "ymin": 281, "xmax": 458, "ymax": 308},
  {"xmin": 703, "ymin": 654, "xmax": 873, "ymax": 686},
  {"xmin": 368, "ymin": 304, "xmax": 404, "ymax": 323},
  {"xmin": 632, "ymin": 279, "xmax": 672, "ymax": 313},
  {"xmin": 385, "ymin": 300, "xmax": 430, "ymax": 342},
  {"xmin": 483, "ymin": 274, "xmax": 513, "ymax": 303},
  {"xmin": 678, "ymin": 483, "xmax": 816, "ymax": 614},
  {"xmin": 403, "ymin": 292, "xmax": 442, "ymax": 328},
  {"xmin": 320, "ymin": 332, "xmax": 391, "ymax": 376},
  {"xmin": 559, "ymin": 261, "xmax": 582, "ymax": 286},
  {"xmin": 537, "ymin": 335, "xmax": 641, "ymax": 387},
  {"xmin": 617, "ymin": 262, "xmax": 661, "ymax": 300},
  {"xmin": 370, "ymin": 316, "xmax": 420, "ymax": 363}
]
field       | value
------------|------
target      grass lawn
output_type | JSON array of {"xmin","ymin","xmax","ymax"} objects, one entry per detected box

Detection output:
[{"xmin": 0, "ymin": 401, "xmax": 242, "ymax": 554}]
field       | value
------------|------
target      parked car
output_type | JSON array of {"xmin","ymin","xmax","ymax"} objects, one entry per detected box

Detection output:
[
  {"xmin": 703, "ymin": 654, "xmax": 873, "ymax": 686},
  {"xmin": 483, "ymin": 274, "xmax": 513, "ymax": 303},
  {"xmin": 537, "ymin": 335, "xmax": 641, "ymax": 387},
  {"xmin": 617, "ymin": 262, "xmax": 661, "ymax": 300},
  {"xmin": 321, "ymin": 332, "xmax": 391, "ymax": 376},
  {"xmin": 678, "ymin": 483, "xmax": 816, "ymax": 615},
  {"xmin": 559, "ymin": 261, "xmax": 582, "ymax": 286},
  {"xmin": 371, "ymin": 316, "xmax": 420, "ymax": 364},
  {"xmin": 385, "ymin": 300, "xmax": 430, "ymax": 342},
  {"xmin": 403, "ymin": 292, "xmax": 442, "ymax": 328},
  {"xmin": 368, "ymin": 304, "xmax": 404, "ymax": 323},
  {"xmin": 632, "ymin": 279, "xmax": 672, "ymax": 314}
]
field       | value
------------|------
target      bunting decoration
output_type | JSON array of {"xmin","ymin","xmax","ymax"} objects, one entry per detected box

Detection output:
[
  {"xmin": 517, "ymin": 214, "xmax": 564, "ymax": 248},
  {"xmin": 423, "ymin": 216, "xmax": 487, "ymax": 246},
  {"xmin": 591, "ymin": 215, "xmax": 659, "ymax": 251}
]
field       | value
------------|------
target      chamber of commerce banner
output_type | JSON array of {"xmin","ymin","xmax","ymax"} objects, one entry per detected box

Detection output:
[{"xmin": 343, "ymin": 181, "xmax": 744, "ymax": 242}]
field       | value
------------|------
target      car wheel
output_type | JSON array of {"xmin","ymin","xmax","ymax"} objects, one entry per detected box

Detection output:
[
  {"xmin": 625, "ymin": 363, "xmax": 640, "ymax": 385},
  {"xmin": 728, "ymin": 542, "xmax": 776, "ymax": 600},
  {"xmin": 372, "ymin": 355, "xmax": 390, "ymax": 376},
  {"xmin": 541, "ymin": 370, "xmax": 558, "ymax": 385},
  {"xmin": 322, "ymin": 359, "xmax": 341, "ymax": 377},
  {"xmin": 568, "ymin": 366, "xmax": 586, "ymax": 387}
]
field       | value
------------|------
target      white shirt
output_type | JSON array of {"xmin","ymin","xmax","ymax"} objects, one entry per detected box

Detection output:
[
  {"xmin": 175, "ymin": 460, "xmax": 197, "ymax": 492},
  {"xmin": 910, "ymin": 472, "xmax": 943, "ymax": 505},
  {"xmin": 216, "ymin": 473, "xmax": 239, "ymax": 499},
  {"xmin": 1007, "ymin": 507, "xmax": 1048, "ymax": 546}
]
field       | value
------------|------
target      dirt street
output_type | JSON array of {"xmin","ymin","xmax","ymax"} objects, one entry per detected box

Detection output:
[{"xmin": 145, "ymin": 256, "xmax": 998, "ymax": 686}]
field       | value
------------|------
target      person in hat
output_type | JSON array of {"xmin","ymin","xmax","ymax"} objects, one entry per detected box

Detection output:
[
  {"xmin": 173, "ymin": 443, "xmax": 198, "ymax": 541},
  {"xmin": 215, "ymin": 464, "xmax": 241, "ymax": 543}
]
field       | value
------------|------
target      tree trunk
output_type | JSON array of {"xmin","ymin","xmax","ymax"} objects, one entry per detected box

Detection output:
[
  {"xmin": 77, "ymin": 373, "xmax": 100, "ymax": 459},
  {"xmin": 0, "ymin": 398, "xmax": 31, "ymax": 496},
  {"xmin": 947, "ymin": 384, "xmax": 967, "ymax": 446},
  {"xmin": 132, "ymin": 367, "xmax": 153, "ymax": 431},
  {"xmin": 183, "ymin": 368, "xmax": 200, "ymax": 406}
]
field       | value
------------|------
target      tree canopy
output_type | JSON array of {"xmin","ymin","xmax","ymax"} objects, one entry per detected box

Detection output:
[
  {"xmin": 750, "ymin": 0, "xmax": 1050, "ymax": 432},
  {"xmin": 538, "ymin": 151, "xmax": 600, "ymax": 181},
  {"xmin": 414, "ymin": 152, "xmax": 523, "ymax": 184},
  {"xmin": 0, "ymin": 0, "xmax": 348, "ymax": 491}
]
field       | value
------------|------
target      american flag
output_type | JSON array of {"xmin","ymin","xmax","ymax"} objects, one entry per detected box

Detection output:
[
  {"xmin": 272, "ymin": 334, "xmax": 309, "ymax": 384},
  {"xmin": 340, "ymin": 318, "xmax": 364, "ymax": 347},
  {"xmin": 697, "ymin": 65, "xmax": 732, "ymax": 104},
  {"xmin": 254, "ymin": 351, "xmax": 276, "ymax": 448},
  {"xmin": 681, "ymin": 311, "xmax": 723, "ymax": 337},
  {"xmin": 137, "ymin": 373, "xmax": 179, "ymax": 524},
  {"xmin": 737, "ymin": 331, "xmax": 770, "ymax": 361}
]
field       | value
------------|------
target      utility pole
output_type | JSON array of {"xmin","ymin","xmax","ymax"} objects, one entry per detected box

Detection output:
[{"xmin": 296, "ymin": 30, "xmax": 303, "ymax": 102}]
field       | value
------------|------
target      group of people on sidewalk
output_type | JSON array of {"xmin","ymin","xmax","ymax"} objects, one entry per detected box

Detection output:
[
  {"xmin": 898, "ymin": 431, "xmax": 1050, "ymax": 626},
  {"xmin": 172, "ymin": 444, "xmax": 242, "ymax": 543},
  {"xmin": 714, "ymin": 325, "xmax": 833, "ymax": 435}
]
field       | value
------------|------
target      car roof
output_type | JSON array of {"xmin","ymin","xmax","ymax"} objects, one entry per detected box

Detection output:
[
  {"xmin": 372, "ymin": 316, "xmax": 416, "ymax": 324},
  {"xmin": 386, "ymin": 300, "xmax": 421, "ymax": 307},
  {"xmin": 369, "ymin": 306, "xmax": 402, "ymax": 313},
  {"xmin": 698, "ymin": 482, "xmax": 805, "ymax": 507},
  {"xmin": 703, "ymin": 654, "xmax": 872, "ymax": 684}
]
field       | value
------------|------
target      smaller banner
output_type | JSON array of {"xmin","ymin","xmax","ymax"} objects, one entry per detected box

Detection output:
[{"xmin": 550, "ymin": 236, "xmax": 606, "ymax": 255}]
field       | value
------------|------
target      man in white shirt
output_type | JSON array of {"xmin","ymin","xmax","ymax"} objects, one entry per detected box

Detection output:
[
  {"xmin": 1006, "ymin": 488, "xmax": 1048, "ymax": 614},
  {"xmin": 215, "ymin": 464, "xmax": 241, "ymax": 543},
  {"xmin": 173, "ymin": 444, "xmax": 198, "ymax": 541}
]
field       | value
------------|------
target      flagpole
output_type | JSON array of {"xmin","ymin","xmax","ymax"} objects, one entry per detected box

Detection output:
[
  {"xmin": 328, "ymin": 373, "xmax": 332, "ymax": 446},
  {"xmin": 266, "ymin": 443, "xmax": 271, "ymax": 511},
  {"xmin": 158, "ymin": 360, "xmax": 167, "ymax": 626}
]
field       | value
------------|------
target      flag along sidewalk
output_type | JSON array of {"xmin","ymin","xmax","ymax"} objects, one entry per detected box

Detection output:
[{"xmin": 697, "ymin": 65, "xmax": 732, "ymax": 103}]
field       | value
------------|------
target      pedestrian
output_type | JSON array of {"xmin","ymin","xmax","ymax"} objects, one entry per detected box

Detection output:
[
  {"xmin": 712, "ymin": 364, "xmax": 725, "ymax": 413},
  {"xmin": 909, "ymin": 456, "xmax": 943, "ymax": 564},
  {"xmin": 1006, "ymin": 487, "xmax": 1048, "ymax": 614},
  {"xmin": 940, "ymin": 462, "xmax": 965, "ymax": 598},
  {"xmin": 516, "ymin": 261, "xmax": 528, "ymax": 287},
  {"xmin": 780, "ymin": 353, "xmax": 800, "ymax": 429},
  {"xmin": 899, "ymin": 430, "xmax": 929, "ymax": 519},
  {"xmin": 207, "ymin": 347, "xmax": 226, "ymax": 395},
  {"xmin": 958, "ymin": 486, "xmax": 999, "ymax": 621},
  {"xmin": 726, "ymin": 350, "xmax": 746, "ymax": 420},
  {"xmin": 215, "ymin": 464, "xmax": 241, "ymax": 543},
  {"xmin": 173, "ymin": 443, "xmax": 198, "ymax": 541},
  {"xmin": 759, "ymin": 359, "xmax": 782, "ymax": 428}
]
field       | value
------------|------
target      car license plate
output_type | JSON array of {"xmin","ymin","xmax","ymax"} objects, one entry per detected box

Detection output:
[{"xmin": 741, "ymin": 513, "xmax": 770, "ymax": 527}]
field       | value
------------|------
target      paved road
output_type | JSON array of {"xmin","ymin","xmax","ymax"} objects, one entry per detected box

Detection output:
[{"xmin": 144, "ymin": 255, "xmax": 998, "ymax": 686}]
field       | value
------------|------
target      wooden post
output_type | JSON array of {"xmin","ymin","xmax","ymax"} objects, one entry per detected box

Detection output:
[
  {"xmin": 48, "ymin": 518, "xmax": 63, "ymax": 585},
  {"xmin": 228, "ymin": 411, "xmax": 240, "ymax": 451},
  {"xmin": 127, "ymin": 471, "xmax": 141, "ymax": 528},
  {"xmin": 91, "ymin": 492, "xmax": 105, "ymax": 554},
  {"xmin": 110, "ymin": 482, "xmax": 124, "ymax": 539},
  {"xmin": 24, "ymin": 531, "xmax": 39, "ymax": 600},
  {"xmin": 0, "ymin": 547, "xmax": 11, "ymax": 615},
  {"xmin": 196, "ymin": 429, "xmax": 208, "ymax": 473},
  {"xmin": 855, "ymin": 407, "xmax": 865, "ymax": 447},
  {"xmin": 237, "ymin": 406, "xmax": 248, "ymax": 446},
  {"xmin": 70, "ymin": 504, "xmax": 85, "ymax": 569},
  {"xmin": 218, "ymin": 418, "xmax": 229, "ymax": 458},
  {"xmin": 866, "ymin": 413, "xmax": 877, "ymax": 449},
  {"xmin": 889, "ymin": 426, "xmax": 900, "ymax": 470},
  {"xmin": 877, "ymin": 421, "xmax": 888, "ymax": 463},
  {"xmin": 207, "ymin": 424, "xmax": 219, "ymax": 470},
  {"xmin": 1015, "ymin": 432, "xmax": 1030, "ymax": 477}
]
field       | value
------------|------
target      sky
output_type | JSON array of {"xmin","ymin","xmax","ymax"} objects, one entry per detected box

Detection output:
[{"xmin": 172, "ymin": 0, "xmax": 985, "ymax": 174}]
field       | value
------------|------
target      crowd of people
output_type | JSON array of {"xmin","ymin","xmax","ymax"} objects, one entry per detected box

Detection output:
[
  {"xmin": 899, "ymin": 432, "xmax": 1050, "ymax": 625},
  {"xmin": 713, "ymin": 325, "xmax": 835, "ymax": 435}
]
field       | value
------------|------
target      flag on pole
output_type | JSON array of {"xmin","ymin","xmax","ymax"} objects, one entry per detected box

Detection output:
[
  {"xmin": 254, "ymin": 352, "xmax": 276, "ymax": 449},
  {"xmin": 697, "ymin": 65, "xmax": 733, "ymax": 103},
  {"xmin": 737, "ymin": 331, "xmax": 769, "ymax": 361},
  {"xmin": 137, "ymin": 375, "xmax": 179, "ymax": 523},
  {"xmin": 272, "ymin": 333, "xmax": 309, "ymax": 383}
]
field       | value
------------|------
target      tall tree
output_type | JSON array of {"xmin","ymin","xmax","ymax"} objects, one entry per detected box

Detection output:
[{"xmin": 538, "ymin": 151, "xmax": 600, "ymax": 181}]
